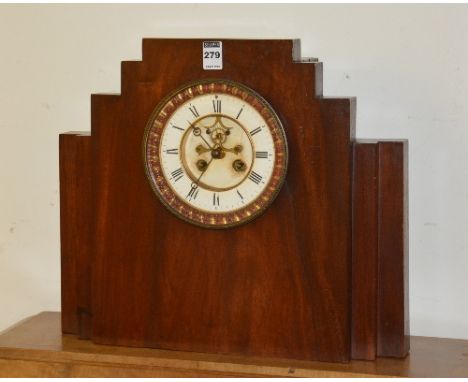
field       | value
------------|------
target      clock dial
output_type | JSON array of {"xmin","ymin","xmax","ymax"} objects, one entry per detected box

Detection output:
[{"xmin": 143, "ymin": 79, "xmax": 288, "ymax": 228}]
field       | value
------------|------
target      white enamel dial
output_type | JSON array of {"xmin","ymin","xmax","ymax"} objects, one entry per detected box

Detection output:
[
  {"xmin": 160, "ymin": 93, "xmax": 275, "ymax": 213},
  {"xmin": 144, "ymin": 80, "xmax": 288, "ymax": 228}
]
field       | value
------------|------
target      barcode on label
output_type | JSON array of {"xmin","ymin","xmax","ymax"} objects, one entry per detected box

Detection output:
[{"xmin": 203, "ymin": 41, "xmax": 223, "ymax": 70}]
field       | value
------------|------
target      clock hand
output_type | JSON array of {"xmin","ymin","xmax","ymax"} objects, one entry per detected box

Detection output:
[
  {"xmin": 192, "ymin": 157, "xmax": 214, "ymax": 188},
  {"xmin": 198, "ymin": 132, "xmax": 214, "ymax": 151},
  {"xmin": 188, "ymin": 121, "xmax": 213, "ymax": 150}
]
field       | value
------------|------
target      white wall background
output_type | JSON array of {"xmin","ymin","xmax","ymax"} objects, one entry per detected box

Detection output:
[{"xmin": 0, "ymin": 4, "xmax": 467, "ymax": 340}]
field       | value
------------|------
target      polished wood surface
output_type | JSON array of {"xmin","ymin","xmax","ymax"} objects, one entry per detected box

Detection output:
[
  {"xmin": 59, "ymin": 133, "xmax": 92, "ymax": 338},
  {"xmin": 62, "ymin": 39, "xmax": 354, "ymax": 362},
  {"xmin": 0, "ymin": 313, "xmax": 466, "ymax": 378},
  {"xmin": 351, "ymin": 141, "xmax": 409, "ymax": 360},
  {"xmin": 352, "ymin": 142, "xmax": 379, "ymax": 360},
  {"xmin": 59, "ymin": 38, "xmax": 408, "ymax": 362},
  {"xmin": 377, "ymin": 141, "xmax": 410, "ymax": 357}
]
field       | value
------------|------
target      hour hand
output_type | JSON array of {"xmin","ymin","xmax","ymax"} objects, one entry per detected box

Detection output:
[{"xmin": 195, "ymin": 144, "xmax": 211, "ymax": 155}]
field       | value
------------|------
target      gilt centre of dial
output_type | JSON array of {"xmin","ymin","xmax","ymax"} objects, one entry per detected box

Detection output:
[{"xmin": 180, "ymin": 114, "xmax": 254, "ymax": 192}]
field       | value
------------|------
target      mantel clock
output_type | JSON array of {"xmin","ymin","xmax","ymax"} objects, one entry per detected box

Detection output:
[{"xmin": 60, "ymin": 39, "xmax": 409, "ymax": 362}]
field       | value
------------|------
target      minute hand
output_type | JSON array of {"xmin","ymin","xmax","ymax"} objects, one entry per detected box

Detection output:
[
  {"xmin": 188, "ymin": 121, "xmax": 213, "ymax": 149},
  {"xmin": 193, "ymin": 157, "xmax": 214, "ymax": 187}
]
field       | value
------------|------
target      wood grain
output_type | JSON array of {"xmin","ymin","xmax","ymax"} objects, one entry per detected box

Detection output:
[
  {"xmin": 351, "ymin": 141, "xmax": 379, "ymax": 360},
  {"xmin": 59, "ymin": 133, "xmax": 92, "ymax": 338},
  {"xmin": 377, "ymin": 141, "xmax": 410, "ymax": 357},
  {"xmin": 351, "ymin": 140, "xmax": 409, "ymax": 360},
  {"xmin": 59, "ymin": 38, "xmax": 409, "ymax": 362},
  {"xmin": 85, "ymin": 39, "xmax": 354, "ymax": 362},
  {"xmin": 0, "ymin": 313, "xmax": 466, "ymax": 378}
]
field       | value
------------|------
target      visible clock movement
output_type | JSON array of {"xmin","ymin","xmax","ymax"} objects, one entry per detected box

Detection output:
[
  {"xmin": 143, "ymin": 79, "xmax": 288, "ymax": 228},
  {"xmin": 59, "ymin": 39, "xmax": 409, "ymax": 363}
]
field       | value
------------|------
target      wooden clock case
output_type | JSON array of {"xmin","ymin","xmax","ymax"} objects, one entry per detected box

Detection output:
[{"xmin": 59, "ymin": 39, "xmax": 409, "ymax": 363}]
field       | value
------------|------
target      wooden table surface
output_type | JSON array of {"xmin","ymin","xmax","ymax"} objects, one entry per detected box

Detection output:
[{"xmin": 0, "ymin": 312, "xmax": 466, "ymax": 377}]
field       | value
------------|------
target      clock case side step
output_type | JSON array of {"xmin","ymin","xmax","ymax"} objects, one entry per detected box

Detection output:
[
  {"xmin": 376, "ymin": 140, "xmax": 410, "ymax": 358},
  {"xmin": 291, "ymin": 42, "xmax": 356, "ymax": 361},
  {"xmin": 59, "ymin": 132, "xmax": 93, "ymax": 339},
  {"xmin": 351, "ymin": 140, "xmax": 409, "ymax": 360},
  {"xmin": 60, "ymin": 96, "xmax": 122, "ymax": 337}
]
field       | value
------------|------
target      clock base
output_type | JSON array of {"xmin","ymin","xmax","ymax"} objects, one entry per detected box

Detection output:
[{"xmin": 3, "ymin": 313, "xmax": 464, "ymax": 377}]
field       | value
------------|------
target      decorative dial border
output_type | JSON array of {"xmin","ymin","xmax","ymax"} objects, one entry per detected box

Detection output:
[{"xmin": 143, "ymin": 79, "xmax": 288, "ymax": 229}]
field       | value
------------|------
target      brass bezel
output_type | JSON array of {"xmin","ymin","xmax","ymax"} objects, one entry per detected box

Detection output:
[{"xmin": 142, "ymin": 78, "xmax": 288, "ymax": 229}]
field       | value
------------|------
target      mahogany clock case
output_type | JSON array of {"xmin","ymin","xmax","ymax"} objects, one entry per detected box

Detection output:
[{"xmin": 59, "ymin": 39, "xmax": 409, "ymax": 363}]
